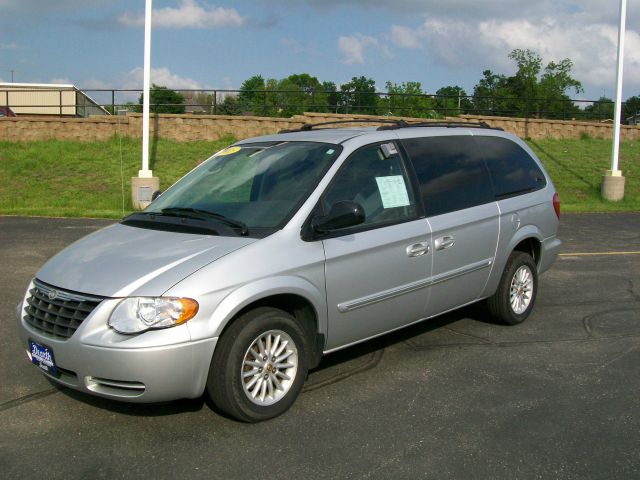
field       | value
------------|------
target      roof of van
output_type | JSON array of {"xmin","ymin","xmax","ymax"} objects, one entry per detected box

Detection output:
[
  {"xmin": 234, "ymin": 121, "xmax": 505, "ymax": 145},
  {"xmin": 235, "ymin": 127, "xmax": 377, "ymax": 145}
]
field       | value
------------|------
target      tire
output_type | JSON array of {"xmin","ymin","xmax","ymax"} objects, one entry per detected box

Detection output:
[
  {"xmin": 207, "ymin": 307, "xmax": 309, "ymax": 422},
  {"xmin": 487, "ymin": 251, "xmax": 538, "ymax": 325}
]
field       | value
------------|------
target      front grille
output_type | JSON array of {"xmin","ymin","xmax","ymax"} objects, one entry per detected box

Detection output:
[{"xmin": 23, "ymin": 279, "xmax": 105, "ymax": 340}]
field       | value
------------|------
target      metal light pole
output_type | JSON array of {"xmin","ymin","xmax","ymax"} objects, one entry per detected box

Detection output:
[
  {"xmin": 602, "ymin": 0, "xmax": 627, "ymax": 201},
  {"xmin": 131, "ymin": 0, "xmax": 159, "ymax": 209},
  {"xmin": 140, "ymin": 0, "xmax": 152, "ymax": 178}
]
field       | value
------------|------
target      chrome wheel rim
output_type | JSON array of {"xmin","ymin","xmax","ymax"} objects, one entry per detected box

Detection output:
[
  {"xmin": 510, "ymin": 265, "xmax": 534, "ymax": 315},
  {"xmin": 241, "ymin": 330, "xmax": 298, "ymax": 406}
]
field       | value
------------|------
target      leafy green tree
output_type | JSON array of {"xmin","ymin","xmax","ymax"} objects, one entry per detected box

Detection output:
[
  {"xmin": 623, "ymin": 95, "xmax": 640, "ymax": 123},
  {"xmin": 138, "ymin": 84, "xmax": 185, "ymax": 114},
  {"xmin": 435, "ymin": 86, "xmax": 472, "ymax": 116},
  {"xmin": 216, "ymin": 94, "xmax": 243, "ymax": 115},
  {"xmin": 237, "ymin": 75, "xmax": 266, "ymax": 114},
  {"xmin": 473, "ymin": 70, "xmax": 510, "ymax": 115},
  {"xmin": 383, "ymin": 81, "xmax": 437, "ymax": 118},
  {"xmin": 321, "ymin": 81, "xmax": 339, "ymax": 113},
  {"xmin": 584, "ymin": 97, "xmax": 614, "ymax": 121},
  {"xmin": 472, "ymin": 50, "xmax": 583, "ymax": 119},
  {"xmin": 339, "ymin": 76, "xmax": 378, "ymax": 114}
]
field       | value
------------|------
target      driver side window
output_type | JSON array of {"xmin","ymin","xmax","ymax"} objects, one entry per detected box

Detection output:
[{"xmin": 322, "ymin": 143, "xmax": 417, "ymax": 228}]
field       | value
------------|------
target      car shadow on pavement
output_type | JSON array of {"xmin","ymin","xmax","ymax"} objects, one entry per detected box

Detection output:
[{"xmin": 51, "ymin": 303, "xmax": 497, "ymax": 418}]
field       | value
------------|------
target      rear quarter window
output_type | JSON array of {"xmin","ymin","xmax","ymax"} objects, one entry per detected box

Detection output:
[{"xmin": 474, "ymin": 136, "xmax": 547, "ymax": 199}]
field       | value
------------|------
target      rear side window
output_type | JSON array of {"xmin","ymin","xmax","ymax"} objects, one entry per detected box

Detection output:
[
  {"xmin": 402, "ymin": 136, "xmax": 494, "ymax": 217},
  {"xmin": 474, "ymin": 136, "xmax": 546, "ymax": 199}
]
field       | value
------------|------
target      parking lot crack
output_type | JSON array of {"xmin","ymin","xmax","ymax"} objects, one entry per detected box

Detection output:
[
  {"xmin": 0, "ymin": 387, "xmax": 59, "ymax": 412},
  {"xmin": 302, "ymin": 349, "xmax": 384, "ymax": 393},
  {"xmin": 442, "ymin": 327, "xmax": 494, "ymax": 344}
]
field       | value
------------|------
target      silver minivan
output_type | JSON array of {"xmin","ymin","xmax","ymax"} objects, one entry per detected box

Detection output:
[{"xmin": 17, "ymin": 121, "xmax": 561, "ymax": 422}]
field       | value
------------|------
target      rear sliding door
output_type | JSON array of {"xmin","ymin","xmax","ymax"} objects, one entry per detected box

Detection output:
[{"xmin": 399, "ymin": 133, "xmax": 500, "ymax": 317}]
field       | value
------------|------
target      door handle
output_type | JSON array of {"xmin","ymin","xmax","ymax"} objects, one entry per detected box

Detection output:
[
  {"xmin": 434, "ymin": 235, "xmax": 455, "ymax": 251},
  {"xmin": 406, "ymin": 242, "xmax": 430, "ymax": 257}
]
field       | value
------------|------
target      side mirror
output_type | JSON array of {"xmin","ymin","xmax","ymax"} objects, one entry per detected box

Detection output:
[
  {"xmin": 151, "ymin": 190, "xmax": 162, "ymax": 201},
  {"xmin": 311, "ymin": 201, "xmax": 365, "ymax": 233}
]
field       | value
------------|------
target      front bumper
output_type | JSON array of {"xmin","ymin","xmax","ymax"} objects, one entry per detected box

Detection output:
[{"xmin": 16, "ymin": 284, "xmax": 218, "ymax": 403}]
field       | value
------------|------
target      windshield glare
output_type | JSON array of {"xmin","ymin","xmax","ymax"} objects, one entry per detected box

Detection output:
[{"xmin": 147, "ymin": 142, "xmax": 341, "ymax": 230}]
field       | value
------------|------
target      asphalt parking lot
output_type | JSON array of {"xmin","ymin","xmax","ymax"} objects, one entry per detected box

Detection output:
[{"xmin": 1, "ymin": 213, "xmax": 639, "ymax": 479}]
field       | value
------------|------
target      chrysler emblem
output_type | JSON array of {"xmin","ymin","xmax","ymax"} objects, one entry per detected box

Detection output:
[{"xmin": 48, "ymin": 290, "xmax": 57, "ymax": 301}]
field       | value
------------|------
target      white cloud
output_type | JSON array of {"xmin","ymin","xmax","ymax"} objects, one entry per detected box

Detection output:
[
  {"xmin": 0, "ymin": 42, "xmax": 19, "ymax": 50},
  {"xmin": 124, "ymin": 67, "xmax": 204, "ymax": 90},
  {"xmin": 118, "ymin": 0, "xmax": 246, "ymax": 29},
  {"xmin": 50, "ymin": 77, "xmax": 72, "ymax": 85},
  {"xmin": 388, "ymin": 15, "xmax": 640, "ymax": 93},
  {"xmin": 389, "ymin": 25, "xmax": 422, "ymax": 49},
  {"xmin": 338, "ymin": 34, "xmax": 379, "ymax": 65},
  {"xmin": 84, "ymin": 67, "xmax": 205, "ymax": 91}
]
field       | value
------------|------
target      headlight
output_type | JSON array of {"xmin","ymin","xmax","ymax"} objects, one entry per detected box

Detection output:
[{"xmin": 108, "ymin": 297, "xmax": 199, "ymax": 334}]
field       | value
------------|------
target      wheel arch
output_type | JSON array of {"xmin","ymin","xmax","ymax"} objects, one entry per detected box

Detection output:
[
  {"xmin": 209, "ymin": 277, "xmax": 326, "ymax": 369},
  {"xmin": 483, "ymin": 226, "xmax": 543, "ymax": 298}
]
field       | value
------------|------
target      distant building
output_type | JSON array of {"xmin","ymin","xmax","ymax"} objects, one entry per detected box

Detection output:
[
  {"xmin": 0, "ymin": 83, "xmax": 109, "ymax": 117},
  {"xmin": 627, "ymin": 113, "xmax": 640, "ymax": 125}
]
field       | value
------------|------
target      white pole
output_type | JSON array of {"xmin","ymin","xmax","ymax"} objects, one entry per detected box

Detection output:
[
  {"xmin": 140, "ymin": 0, "xmax": 153, "ymax": 178},
  {"xmin": 610, "ymin": 0, "xmax": 626, "ymax": 175}
]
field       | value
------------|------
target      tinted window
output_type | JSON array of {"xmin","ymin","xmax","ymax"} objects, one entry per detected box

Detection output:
[
  {"xmin": 322, "ymin": 142, "xmax": 417, "ymax": 228},
  {"xmin": 475, "ymin": 136, "xmax": 546, "ymax": 198},
  {"xmin": 402, "ymin": 136, "xmax": 494, "ymax": 216}
]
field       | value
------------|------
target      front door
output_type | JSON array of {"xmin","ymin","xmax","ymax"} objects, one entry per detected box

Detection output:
[{"xmin": 320, "ymin": 142, "xmax": 432, "ymax": 350}]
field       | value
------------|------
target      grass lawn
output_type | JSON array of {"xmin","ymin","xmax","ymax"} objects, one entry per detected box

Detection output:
[
  {"xmin": 0, "ymin": 135, "xmax": 637, "ymax": 218},
  {"xmin": 0, "ymin": 136, "xmax": 234, "ymax": 218},
  {"xmin": 527, "ymin": 137, "xmax": 640, "ymax": 212}
]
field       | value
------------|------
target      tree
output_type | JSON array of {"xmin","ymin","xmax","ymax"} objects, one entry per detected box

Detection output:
[
  {"xmin": 238, "ymin": 75, "xmax": 266, "ymax": 114},
  {"xmin": 383, "ymin": 81, "xmax": 437, "ymax": 118},
  {"xmin": 623, "ymin": 95, "xmax": 640, "ymax": 123},
  {"xmin": 339, "ymin": 76, "xmax": 378, "ymax": 114},
  {"xmin": 138, "ymin": 84, "xmax": 185, "ymax": 114},
  {"xmin": 473, "ymin": 70, "xmax": 510, "ymax": 115},
  {"xmin": 435, "ymin": 86, "xmax": 472, "ymax": 116},
  {"xmin": 321, "ymin": 81, "xmax": 339, "ymax": 113},
  {"xmin": 472, "ymin": 50, "xmax": 583, "ymax": 119},
  {"xmin": 583, "ymin": 97, "xmax": 614, "ymax": 121}
]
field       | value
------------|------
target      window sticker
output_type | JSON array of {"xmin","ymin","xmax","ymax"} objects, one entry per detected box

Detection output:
[{"xmin": 375, "ymin": 175, "xmax": 410, "ymax": 208}]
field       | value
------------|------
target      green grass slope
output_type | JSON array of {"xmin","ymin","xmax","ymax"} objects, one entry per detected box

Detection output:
[{"xmin": 0, "ymin": 135, "xmax": 637, "ymax": 218}]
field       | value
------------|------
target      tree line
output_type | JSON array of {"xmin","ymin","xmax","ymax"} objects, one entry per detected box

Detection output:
[{"xmin": 138, "ymin": 49, "xmax": 640, "ymax": 123}]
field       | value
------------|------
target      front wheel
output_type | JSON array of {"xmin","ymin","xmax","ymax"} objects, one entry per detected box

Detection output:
[
  {"xmin": 487, "ymin": 251, "xmax": 538, "ymax": 325},
  {"xmin": 207, "ymin": 307, "xmax": 308, "ymax": 422}
]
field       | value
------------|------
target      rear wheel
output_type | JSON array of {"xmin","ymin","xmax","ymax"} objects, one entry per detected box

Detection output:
[
  {"xmin": 487, "ymin": 251, "xmax": 538, "ymax": 325},
  {"xmin": 207, "ymin": 307, "xmax": 308, "ymax": 422}
]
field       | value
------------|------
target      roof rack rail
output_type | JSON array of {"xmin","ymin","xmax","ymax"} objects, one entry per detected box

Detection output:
[
  {"xmin": 278, "ymin": 119, "xmax": 408, "ymax": 134},
  {"xmin": 377, "ymin": 121, "xmax": 502, "ymax": 131},
  {"xmin": 278, "ymin": 119, "xmax": 502, "ymax": 134}
]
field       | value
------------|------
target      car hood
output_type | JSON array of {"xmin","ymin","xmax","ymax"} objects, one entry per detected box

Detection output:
[{"xmin": 36, "ymin": 223, "xmax": 257, "ymax": 297}]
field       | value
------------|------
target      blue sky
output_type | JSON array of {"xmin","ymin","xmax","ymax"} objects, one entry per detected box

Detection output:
[{"xmin": 1, "ymin": 0, "xmax": 639, "ymax": 103}]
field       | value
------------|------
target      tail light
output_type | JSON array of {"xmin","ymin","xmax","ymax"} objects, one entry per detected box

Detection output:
[{"xmin": 552, "ymin": 192, "xmax": 560, "ymax": 219}]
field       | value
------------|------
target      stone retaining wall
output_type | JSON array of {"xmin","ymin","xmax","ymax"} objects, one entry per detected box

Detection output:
[{"xmin": 1, "ymin": 111, "xmax": 638, "ymax": 143}]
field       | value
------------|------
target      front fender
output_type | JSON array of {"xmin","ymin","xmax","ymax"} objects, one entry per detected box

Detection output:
[{"xmin": 206, "ymin": 275, "xmax": 327, "ymax": 339}]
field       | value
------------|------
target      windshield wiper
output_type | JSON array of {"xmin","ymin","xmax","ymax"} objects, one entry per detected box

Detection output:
[{"xmin": 160, "ymin": 207, "xmax": 249, "ymax": 236}]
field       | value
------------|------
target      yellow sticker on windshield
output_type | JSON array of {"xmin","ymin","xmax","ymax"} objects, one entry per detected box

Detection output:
[{"xmin": 215, "ymin": 146, "xmax": 241, "ymax": 157}]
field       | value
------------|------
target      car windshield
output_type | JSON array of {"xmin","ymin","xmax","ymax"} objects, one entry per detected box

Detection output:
[{"xmin": 145, "ymin": 141, "xmax": 341, "ymax": 232}]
